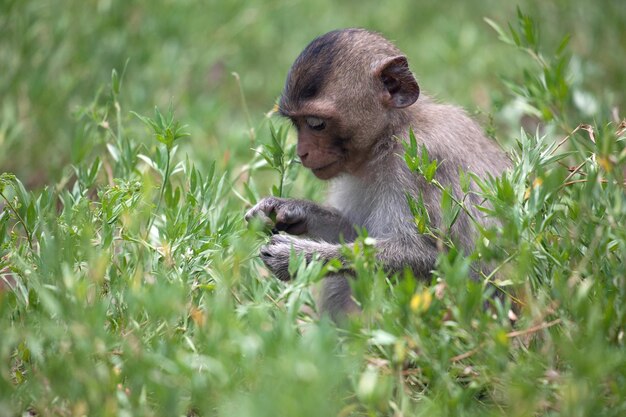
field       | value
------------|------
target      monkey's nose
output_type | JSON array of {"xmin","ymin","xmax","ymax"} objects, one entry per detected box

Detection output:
[{"xmin": 298, "ymin": 151, "xmax": 309, "ymax": 162}]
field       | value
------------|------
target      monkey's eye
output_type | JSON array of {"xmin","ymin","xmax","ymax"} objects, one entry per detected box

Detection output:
[{"xmin": 305, "ymin": 116, "xmax": 326, "ymax": 131}]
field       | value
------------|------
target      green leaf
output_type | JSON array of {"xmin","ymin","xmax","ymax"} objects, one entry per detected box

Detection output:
[{"xmin": 424, "ymin": 161, "xmax": 438, "ymax": 182}]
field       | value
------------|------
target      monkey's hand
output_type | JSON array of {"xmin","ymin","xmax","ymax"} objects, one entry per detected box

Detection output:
[
  {"xmin": 260, "ymin": 234, "xmax": 439, "ymax": 283},
  {"xmin": 245, "ymin": 197, "xmax": 311, "ymax": 235},
  {"xmin": 245, "ymin": 197, "xmax": 355, "ymax": 241},
  {"xmin": 259, "ymin": 234, "xmax": 339, "ymax": 281}
]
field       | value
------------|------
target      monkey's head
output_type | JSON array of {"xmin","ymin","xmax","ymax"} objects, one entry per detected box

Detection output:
[{"xmin": 278, "ymin": 29, "xmax": 420, "ymax": 180}]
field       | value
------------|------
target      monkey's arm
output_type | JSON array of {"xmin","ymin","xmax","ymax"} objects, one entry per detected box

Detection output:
[
  {"xmin": 259, "ymin": 234, "xmax": 439, "ymax": 281},
  {"xmin": 245, "ymin": 197, "xmax": 356, "ymax": 242}
]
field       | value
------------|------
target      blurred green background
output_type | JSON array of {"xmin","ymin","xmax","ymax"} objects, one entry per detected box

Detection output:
[{"xmin": 1, "ymin": 0, "xmax": 624, "ymax": 187}]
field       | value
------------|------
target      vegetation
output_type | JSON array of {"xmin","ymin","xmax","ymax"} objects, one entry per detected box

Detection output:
[{"xmin": 1, "ymin": 2, "xmax": 625, "ymax": 416}]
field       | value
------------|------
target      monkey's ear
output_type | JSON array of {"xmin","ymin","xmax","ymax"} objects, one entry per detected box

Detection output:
[{"xmin": 376, "ymin": 56, "xmax": 420, "ymax": 108}]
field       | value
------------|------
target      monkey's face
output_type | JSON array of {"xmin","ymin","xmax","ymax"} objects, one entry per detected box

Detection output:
[
  {"xmin": 278, "ymin": 29, "xmax": 420, "ymax": 180},
  {"xmin": 289, "ymin": 110, "xmax": 349, "ymax": 180},
  {"xmin": 280, "ymin": 90, "xmax": 385, "ymax": 180},
  {"xmin": 278, "ymin": 72, "xmax": 393, "ymax": 180}
]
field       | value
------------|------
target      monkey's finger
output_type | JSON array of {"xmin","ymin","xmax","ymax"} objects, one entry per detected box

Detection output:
[
  {"xmin": 275, "ymin": 204, "xmax": 307, "ymax": 224},
  {"xmin": 246, "ymin": 197, "xmax": 285, "ymax": 222},
  {"xmin": 268, "ymin": 233, "xmax": 299, "ymax": 245},
  {"xmin": 259, "ymin": 244, "xmax": 288, "ymax": 279},
  {"xmin": 244, "ymin": 204, "xmax": 273, "ymax": 223},
  {"xmin": 275, "ymin": 220, "xmax": 307, "ymax": 235},
  {"xmin": 259, "ymin": 244, "xmax": 273, "ymax": 259},
  {"xmin": 244, "ymin": 207, "xmax": 274, "ymax": 225}
]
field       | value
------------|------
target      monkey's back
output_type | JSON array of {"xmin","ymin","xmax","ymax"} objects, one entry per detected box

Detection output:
[{"xmin": 327, "ymin": 96, "xmax": 510, "ymax": 252}]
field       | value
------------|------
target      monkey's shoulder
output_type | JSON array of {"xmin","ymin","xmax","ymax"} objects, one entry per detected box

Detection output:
[{"xmin": 410, "ymin": 99, "xmax": 510, "ymax": 176}]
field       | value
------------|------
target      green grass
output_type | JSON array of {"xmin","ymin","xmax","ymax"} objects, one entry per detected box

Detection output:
[{"xmin": 1, "ymin": 3, "xmax": 626, "ymax": 417}]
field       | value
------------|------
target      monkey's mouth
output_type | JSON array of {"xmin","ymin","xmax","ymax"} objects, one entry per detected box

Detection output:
[{"xmin": 310, "ymin": 160, "xmax": 341, "ymax": 179}]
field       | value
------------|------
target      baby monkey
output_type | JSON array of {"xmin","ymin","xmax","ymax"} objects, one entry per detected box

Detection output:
[{"xmin": 246, "ymin": 29, "xmax": 510, "ymax": 319}]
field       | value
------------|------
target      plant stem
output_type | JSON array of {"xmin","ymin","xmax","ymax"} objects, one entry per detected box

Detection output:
[
  {"xmin": 278, "ymin": 165, "xmax": 285, "ymax": 198},
  {"xmin": 232, "ymin": 72, "xmax": 255, "ymax": 144},
  {"xmin": 145, "ymin": 148, "xmax": 171, "ymax": 241},
  {"xmin": 0, "ymin": 191, "xmax": 34, "ymax": 250}
]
